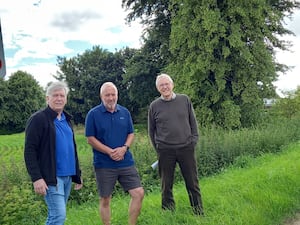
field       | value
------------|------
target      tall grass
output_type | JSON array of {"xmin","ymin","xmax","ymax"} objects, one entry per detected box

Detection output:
[
  {"xmin": 2, "ymin": 117, "xmax": 300, "ymax": 224},
  {"xmin": 197, "ymin": 116, "xmax": 300, "ymax": 176},
  {"xmin": 65, "ymin": 143, "xmax": 300, "ymax": 225}
]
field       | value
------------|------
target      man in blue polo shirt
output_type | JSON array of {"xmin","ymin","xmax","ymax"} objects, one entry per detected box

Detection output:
[{"xmin": 85, "ymin": 82, "xmax": 144, "ymax": 225}]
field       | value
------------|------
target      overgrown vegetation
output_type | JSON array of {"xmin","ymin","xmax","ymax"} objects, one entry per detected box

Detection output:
[
  {"xmin": 64, "ymin": 144, "xmax": 300, "ymax": 225},
  {"xmin": 1, "ymin": 115, "xmax": 300, "ymax": 224}
]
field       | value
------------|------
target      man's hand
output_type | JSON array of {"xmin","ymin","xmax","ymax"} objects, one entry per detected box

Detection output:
[
  {"xmin": 74, "ymin": 178, "xmax": 83, "ymax": 190},
  {"xmin": 110, "ymin": 146, "xmax": 126, "ymax": 161},
  {"xmin": 33, "ymin": 178, "xmax": 48, "ymax": 196}
]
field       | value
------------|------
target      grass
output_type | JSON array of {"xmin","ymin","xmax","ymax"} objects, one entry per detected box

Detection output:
[
  {"xmin": 65, "ymin": 142, "xmax": 300, "ymax": 225},
  {"xmin": 2, "ymin": 123, "xmax": 300, "ymax": 225}
]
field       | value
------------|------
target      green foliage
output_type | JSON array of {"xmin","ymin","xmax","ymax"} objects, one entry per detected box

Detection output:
[
  {"xmin": 123, "ymin": 0, "xmax": 299, "ymax": 129},
  {"xmin": 122, "ymin": 0, "xmax": 173, "ymax": 122},
  {"xmin": 130, "ymin": 124, "xmax": 161, "ymax": 192},
  {"xmin": 56, "ymin": 46, "xmax": 146, "ymax": 124},
  {"xmin": 0, "ymin": 182, "xmax": 46, "ymax": 225},
  {"xmin": 0, "ymin": 71, "xmax": 44, "ymax": 134},
  {"xmin": 270, "ymin": 87, "xmax": 300, "ymax": 119},
  {"xmin": 56, "ymin": 47, "xmax": 124, "ymax": 124},
  {"xmin": 2, "ymin": 117, "xmax": 300, "ymax": 224},
  {"xmin": 65, "ymin": 145, "xmax": 300, "ymax": 225},
  {"xmin": 123, "ymin": 46, "xmax": 162, "ymax": 122},
  {"xmin": 197, "ymin": 116, "xmax": 300, "ymax": 176},
  {"xmin": 166, "ymin": 0, "xmax": 299, "ymax": 128},
  {"xmin": 69, "ymin": 177, "xmax": 98, "ymax": 204}
]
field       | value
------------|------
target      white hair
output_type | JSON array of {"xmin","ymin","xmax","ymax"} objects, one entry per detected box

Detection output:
[
  {"xmin": 46, "ymin": 81, "xmax": 69, "ymax": 96},
  {"xmin": 155, "ymin": 73, "xmax": 174, "ymax": 87}
]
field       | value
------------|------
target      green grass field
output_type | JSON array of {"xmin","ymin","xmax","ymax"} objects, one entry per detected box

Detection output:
[
  {"xmin": 1, "ymin": 131, "xmax": 300, "ymax": 225},
  {"xmin": 64, "ymin": 143, "xmax": 300, "ymax": 225}
]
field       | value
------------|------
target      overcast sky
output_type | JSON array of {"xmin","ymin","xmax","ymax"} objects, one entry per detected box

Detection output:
[
  {"xmin": 1, "ymin": 0, "xmax": 143, "ymax": 87},
  {"xmin": 1, "ymin": 0, "xmax": 299, "ymax": 96}
]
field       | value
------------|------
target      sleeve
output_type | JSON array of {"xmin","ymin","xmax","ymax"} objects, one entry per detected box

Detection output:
[
  {"xmin": 24, "ymin": 114, "xmax": 43, "ymax": 182},
  {"xmin": 188, "ymin": 97, "xmax": 199, "ymax": 145},
  {"xmin": 148, "ymin": 104, "xmax": 157, "ymax": 151},
  {"xmin": 85, "ymin": 110, "xmax": 96, "ymax": 137},
  {"xmin": 127, "ymin": 109, "xmax": 134, "ymax": 134}
]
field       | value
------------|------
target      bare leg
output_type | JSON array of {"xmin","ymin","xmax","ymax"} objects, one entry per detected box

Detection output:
[
  {"xmin": 99, "ymin": 196, "xmax": 111, "ymax": 225},
  {"xmin": 128, "ymin": 187, "xmax": 144, "ymax": 225}
]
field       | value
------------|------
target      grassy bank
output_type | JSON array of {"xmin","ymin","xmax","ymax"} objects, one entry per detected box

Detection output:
[
  {"xmin": 65, "ymin": 143, "xmax": 300, "ymax": 225},
  {"xmin": 2, "ymin": 119, "xmax": 300, "ymax": 224}
]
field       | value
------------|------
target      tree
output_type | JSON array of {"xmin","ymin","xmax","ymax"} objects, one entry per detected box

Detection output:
[
  {"xmin": 0, "ymin": 77, "xmax": 9, "ymax": 133},
  {"xmin": 56, "ymin": 46, "xmax": 133, "ymax": 124},
  {"xmin": 123, "ymin": 39, "xmax": 168, "ymax": 122},
  {"xmin": 122, "ymin": 0, "xmax": 172, "ymax": 61},
  {"xmin": 122, "ymin": 0, "xmax": 183, "ymax": 123},
  {"xmin": 122, "ymin": 0, "xmax": 299, "ymax": 128},
  {"xmin": 167, "ymin": 0, "xmax": 299, "ymax": 128},
  {"xmin": 0, "ymin": 71, "xmax": 44, "ymax": 134},
  {"xmin": 270, "ymin": 87, "xmax": 300, "ymax": 119}
]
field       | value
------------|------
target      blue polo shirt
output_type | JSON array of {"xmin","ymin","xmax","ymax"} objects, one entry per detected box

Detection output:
[
  {"xmin": 54, "ymin": 113, "xmax": 76, "ymax": 176},
  {"xmin": 85, "ymin": 103, "xmax": 135, "ymax": 168}
]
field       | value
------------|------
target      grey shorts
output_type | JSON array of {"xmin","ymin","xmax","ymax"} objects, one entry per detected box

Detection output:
[{"xmin": 95, "ymin": 166, "xmax": 142, "ymax": 197}]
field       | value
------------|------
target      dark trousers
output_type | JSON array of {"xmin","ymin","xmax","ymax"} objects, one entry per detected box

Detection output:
[{"xmin": 158, "ymin": 144, "xmax": 203, "ymax": 214}]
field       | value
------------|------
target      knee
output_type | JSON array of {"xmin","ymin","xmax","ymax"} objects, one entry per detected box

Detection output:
[
  {"xmin": 100, "ymin": 197, "xmax": 111, "ymax": 208},
  {"xmin": 132, "ymin": 187, "xmax": 144, "ymax": 201},
  {"xmin": 139, "ymin": 188, "xmax": 145, "ymax": 200}
]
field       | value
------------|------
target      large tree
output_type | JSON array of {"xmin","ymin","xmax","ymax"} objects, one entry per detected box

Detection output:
[
  {"xmin": 123, "ymin": 0, "xmax": 300, "ymax": 129},
  {"xmin": 123, "ymin": 37, "xmax": 169, "ymax": 122},
  {"xmin": 0, "ymin": 71, "xmax": 44, "ymax": 134},
  {"xmin": 56, "ymin": 46, "xmax": 136, "ymax": 124},
  {"xmin": 168, "ymin": 0, "xmax": 299, "ymax": 128}
]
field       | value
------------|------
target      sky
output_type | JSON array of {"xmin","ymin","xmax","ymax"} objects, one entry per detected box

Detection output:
[
  {"xmin": 0, "ymin": 0, "xmax": 300, "ymax": 96},
  {"xmin": 0, "ymin": 0, "xmax": 143, "ymax": 87}
]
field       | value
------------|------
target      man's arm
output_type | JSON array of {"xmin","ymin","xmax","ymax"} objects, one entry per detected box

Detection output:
[
  {"xmin": 148, "ymin": 106, "xmax": 157, "ymax": 150},
  {"xmin": 86, "ymin": 136, "xmax": 113, "ymax": 155}
]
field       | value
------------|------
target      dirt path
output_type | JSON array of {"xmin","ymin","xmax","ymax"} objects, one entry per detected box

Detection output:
[{"xmin": 284, "ymin": 213, "xmax": 300, "ymax": 225}]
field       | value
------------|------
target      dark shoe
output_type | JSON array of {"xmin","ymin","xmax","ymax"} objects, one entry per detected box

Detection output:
[
  {"xmin": 193, "ymin": 206, "xmax": 204, "ymax": 216},
  {"xmin": 162, "ymin": 204, "xmax": 175, "ymax": 211}
]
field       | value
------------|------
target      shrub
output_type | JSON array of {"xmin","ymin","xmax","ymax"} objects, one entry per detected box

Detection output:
[{"xmin": 0, "ymin": 182, "xmax": 46, "ymax": 225}]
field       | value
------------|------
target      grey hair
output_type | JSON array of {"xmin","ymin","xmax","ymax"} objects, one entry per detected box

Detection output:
[
  {"xmin": 46, "ymin": 81, "xmax": 69, "ymax": 97},
  {"xmin": 100, "ymin": 82, "xmax": 118, "ymax": 96},
  {"xmin": 155, "ymin": 73, "xmax": 174, "ymax": 87}
]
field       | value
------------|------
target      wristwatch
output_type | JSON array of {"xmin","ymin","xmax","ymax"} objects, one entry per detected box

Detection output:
[{"xmin": 123, "ymin": 144, "xmax": 129, "ymax": 150}]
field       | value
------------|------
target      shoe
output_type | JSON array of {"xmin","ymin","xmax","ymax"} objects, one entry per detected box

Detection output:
[{"xmin": 193, "ymin": 206, "xmax": 204, "ymax": 216}]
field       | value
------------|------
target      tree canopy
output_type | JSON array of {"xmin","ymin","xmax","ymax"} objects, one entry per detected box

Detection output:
[
  {"xmin": 55, "ymin": 46, "xmax": 144, "ymax": 124},
  {"xmin": 0, "ymin": 71, "xmax": 44, "ymax": 134},
  {"xmin": 122, "ymin": 0, "xmax": 300, "ymax": 128}
]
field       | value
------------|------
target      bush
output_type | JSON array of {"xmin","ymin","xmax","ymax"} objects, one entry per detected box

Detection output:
[
  {"xmin": 0, "ymin": 182, "xmax": 46, "ymax": 225},
  {"xmin": 2, "ymin": 115, "xmax": 300, "ymax": 222},
  {"xmin": 69, "ymin": 177, "xmax": 98, "ymax": 205},
  {"xmin": 197, "ymin": 116, "xmax": 300, "ymax": 177}
]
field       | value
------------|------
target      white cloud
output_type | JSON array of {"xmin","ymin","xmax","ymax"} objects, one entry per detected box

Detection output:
[
  {"xmin": 1, "ymin": 0, "xmax": 143, "ymax": 87},
  {"xmin": 10, "ymin": 62, "xmax": 59, "ymax": 88},
  {"xmin": 275, "ymin": 9, "xmax": 300, "ymax": 95}
]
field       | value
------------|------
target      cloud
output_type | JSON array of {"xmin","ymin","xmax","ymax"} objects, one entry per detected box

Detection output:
[
  {"xmin": 275, "ymin": 9, "xmax": 300, "ymax": 95},
  {"xmin": 1, "ymin": 0, "xmax": 143, "ymax": 87}
]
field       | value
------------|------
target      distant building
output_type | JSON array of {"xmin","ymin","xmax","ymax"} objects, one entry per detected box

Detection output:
[{"xmin": 263, "ymin": 98, "xmax": 277, "ymax": 108}]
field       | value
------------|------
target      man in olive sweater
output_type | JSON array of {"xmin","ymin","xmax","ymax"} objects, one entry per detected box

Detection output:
[{"xmin": 148, "ymin": 73, "xmax": 203, "ymax": 215}]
